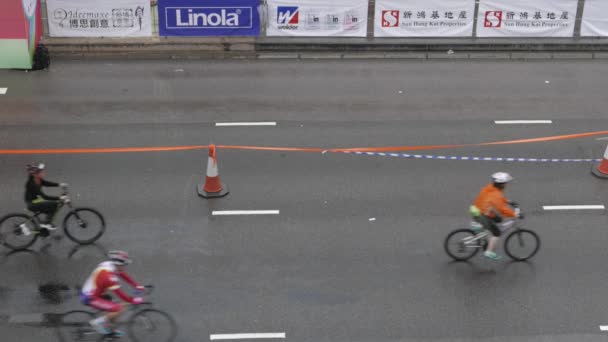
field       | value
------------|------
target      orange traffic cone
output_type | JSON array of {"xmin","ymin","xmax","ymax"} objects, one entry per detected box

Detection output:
[
  {"xmin": 592, "ymin": 144, "xmax": 608, "ymax": 179},
  {"xmin": 197, "ymin": 144, "xmax": 229, "ymax": 198}
]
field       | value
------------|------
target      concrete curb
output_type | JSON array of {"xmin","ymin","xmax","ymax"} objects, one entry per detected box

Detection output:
[{"xmin": 42, "ymin": 37, "xmax": 608, "ymax": 60}]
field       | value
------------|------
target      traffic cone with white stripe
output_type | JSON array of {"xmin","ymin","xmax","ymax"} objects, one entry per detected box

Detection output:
[
  {"xmin": 592, "ymin": 144, "xmax": 608, "ymax": 179},
  {"xmin": 197, "ymin": 144, "xmax": 229, "ymax": 198}
]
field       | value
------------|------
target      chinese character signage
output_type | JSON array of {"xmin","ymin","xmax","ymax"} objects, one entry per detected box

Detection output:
[
  {"xmin": 0, "ymin": 0, "xmax": 43, "ymax": 69},
  {"xmin": 266, "ymin": 0, "xmax": 368, "ymax": 37},
  {"xmin": 158, "ymin": 0, "xmax": 260, "ymax": 37},
  {"xmin": 477, "ymin": 0, "xmax": 577, "ymax": 37},
  {"xmin": 375, "ymin": 0, "xmax": 475, "ymax": 37},
  {"xmin": 581, "ymin": 0, "xmax": 608, "ymax": 37},
  {"xmin": 46, "ymin": 0, "xmax": 152, "ymax": 37}
]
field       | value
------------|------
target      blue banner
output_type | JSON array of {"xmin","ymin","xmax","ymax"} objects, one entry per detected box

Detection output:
[{"xmin": 158, "ymin": 0, "xmax": 260, "ymax": 36}]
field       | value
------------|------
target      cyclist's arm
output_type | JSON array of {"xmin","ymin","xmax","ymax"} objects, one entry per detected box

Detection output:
[
  {"xmin": 30, "ymin": 187, "xmax": 59, "ymax": 201},
  {"xmin": 41, "ymin": 179, "xmax": 59, "ymax": 187},
  {"xmin": 118, "ymin": 271, "xmax": 141, "ymax": 288},
  {"xmin": 493, "ymin": 197, "xmax": 516, "ymax": 218},
  {"xmin": 112, "ymin": 287, "xmax": 137, "ymax": 304},
  {"xmin": 40, "ymin": 179, "xmax": 61, "ymax": 200}
]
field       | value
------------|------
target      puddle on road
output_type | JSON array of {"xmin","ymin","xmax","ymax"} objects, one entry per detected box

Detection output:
[{"xmin": 37, "ymin": 282, "xmax": 71, "ymax": 304}]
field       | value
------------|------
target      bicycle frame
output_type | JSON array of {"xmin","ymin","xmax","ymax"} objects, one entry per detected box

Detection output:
[
  {"xmin": 463, "ymin": 220, "xmax": 522, "ymax": 247},
  {"xmin": 29, "ymin": 187, "xmax": 75, "ymax": 224}
]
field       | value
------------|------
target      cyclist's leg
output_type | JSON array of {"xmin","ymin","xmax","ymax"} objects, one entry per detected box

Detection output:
[
  {"xmin": 87, "ymin": 297, "xmax": 124, "ymax": 335},
  {"xmin": 28, "ymin": 201, "xmax": 58, "ymax": 224},
  {"xmin": 479, "ymin": 215, "xmax": 502, "ymax": 258},
  {"xmin": 41, "ymin": 201, "xmax": 59, "ymax": 224}
]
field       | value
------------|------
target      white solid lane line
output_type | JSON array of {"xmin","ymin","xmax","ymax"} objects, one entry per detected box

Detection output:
[
  {"xmin": 215, "ymin": 122, "xmax": 277, "ymax": 127},
  {"xmin": 210, "ymin": 333, "xmax": 286, "ymax": 340},
  {"xmin": 600, "ymin": 326, "xmax": 608, "ymax": 331},
  {"xmin": 543, "ymin": 205, "xmax": 605, "ymax": 211},
  {"xmin": 0, "ymin": 88, "xmax": 7, "ymax": 95},
  {"xmin": 596, "ymin": 137, "xmax": 608, "ymax": 141},
  {"xmin": 494, "ymin": 120, "xmax": 552, "ymax": 124},
  {"xmin": 212, "ymin": 210, "xmax": 280, "ymax": 216}
]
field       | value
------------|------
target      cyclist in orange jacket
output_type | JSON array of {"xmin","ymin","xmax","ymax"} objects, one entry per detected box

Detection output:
[{"xmin": 470, "ymin": 172, "xmax": 522, "ymax": 260}]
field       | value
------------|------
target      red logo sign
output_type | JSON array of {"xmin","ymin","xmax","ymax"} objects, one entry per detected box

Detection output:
[
  {"xmin": 382, "ymin": 10, "xmax": 399, "ymax": 27},
  {"xmin": 484, "ymin": 11, "xmax": 502, "ymax": 28}
]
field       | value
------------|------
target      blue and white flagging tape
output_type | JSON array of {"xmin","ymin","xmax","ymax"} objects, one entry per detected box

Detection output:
[{"xmin": 345, "ymin": 151, "xmax": 602, "ymax": 163}]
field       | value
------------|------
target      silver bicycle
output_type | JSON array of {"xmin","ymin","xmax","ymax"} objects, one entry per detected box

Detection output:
[{"xmin": 444, "ymin": 208, "xmax": 540, "ymax": 261}]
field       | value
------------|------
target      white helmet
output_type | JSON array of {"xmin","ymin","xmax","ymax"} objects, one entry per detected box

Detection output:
[{"xmin": 492, "ymin": 172, "xmax": 513, "ymax": 184}]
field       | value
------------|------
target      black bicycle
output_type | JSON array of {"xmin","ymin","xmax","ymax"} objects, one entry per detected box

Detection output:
[
  {"xmin": 56, "ymin": 285, "xmax": 177, "ymax": 342},
  {"xmin": 0, "ymin": 185, "xmax": 105, "ymax": 250},
  {"xmin": 444, "ymin": 207, "xmax": 540, "ymax": 261}
]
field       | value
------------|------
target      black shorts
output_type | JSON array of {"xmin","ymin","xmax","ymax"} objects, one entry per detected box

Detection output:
[{"xmin": 476, "ymin": 215, "xmax": 501, "ymax": 237}]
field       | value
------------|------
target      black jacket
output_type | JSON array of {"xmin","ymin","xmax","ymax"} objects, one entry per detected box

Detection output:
[{"xmin": 25, "ymin": 176, "xmax": 59, "ymax": 203}]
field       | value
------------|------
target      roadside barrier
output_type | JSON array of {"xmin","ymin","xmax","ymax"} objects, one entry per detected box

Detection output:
[
  {"xmin": 197, "ymin": 144, "xmax": 229, "ymax": 198},
  {"xmin": 592, "ymin": 145, "xmax": 608, "ymax": 179}
]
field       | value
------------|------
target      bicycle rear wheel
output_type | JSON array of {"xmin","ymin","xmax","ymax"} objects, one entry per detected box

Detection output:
[
  {"xmin": 504, "ymin": 229, "xmax": 540, "ymax": 261},
  {"xmin": 63, "ymin": 208, "xmax": 105, "ymax": 245},
  {"xmin": 0, "ymin": 214, "xmax": 38, "ymax": 250},
  {"xmin": 56, "ymin": 310, "xmax": 99, "ymax": 342},
  {"xmin": 128, "ymin": 309, "xmax": 177, "ymax": 342},
  {"xmin": 444, "ymin": 229, "xmax": 484, "ymax": 261}
]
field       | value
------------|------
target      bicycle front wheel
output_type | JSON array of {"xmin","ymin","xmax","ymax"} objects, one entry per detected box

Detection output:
[
  {"xmin": 128, "ymin": 309, "xmax": 178, "ymax": 342},
  {"xmin": 63, "ymin": 208, "xmax": 105, "ymax": 245},
  {"xmin": 444, "ymin": 229, "xmax": 484, "ymax": 261},
  {"xmin": 504, "ymin": 229, "xmax": 540, "ymax": 261},
  {"xmin": 0, "ymin": 214, "xmax": 38, "ymax": 250},
  {"xmin": 55, "ymin": 310, "xmax": 99, "ymax": 342}
]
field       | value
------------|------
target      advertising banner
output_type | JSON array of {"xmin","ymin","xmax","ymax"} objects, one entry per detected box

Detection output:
[
  {"xmin": 46, "ymin": 0, "xmax": 152, "ymax": 37},
  {"xmin": 0, "ymin": 0, "xmax": 43, "ymax": 69},
  {"xmin": 158, "ymin": 0, "xmax": 260, "ymax": 37},
  {"xmin": 581, "ymin": 0, "xmax": 608, "ymax": 37},
  {"xmin": 375, "ymin": 0, "xmax": 475, "ymax": 37},
  {"xmin": 477, "ymin": 0, "xmax": 577, "ymax": 37},
  {"xmin": 267, "ymin": 0, "xmax": 368, "ymax": 37}
]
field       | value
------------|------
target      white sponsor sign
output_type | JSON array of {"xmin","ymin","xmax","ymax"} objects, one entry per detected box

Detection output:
[
  {"xmin": 581, "ymin": 0, "xmax": 608, "ymax": 37},
  {"xmin": 47, "ymin": 0, "xmax": 152, "ymax": 37},
  {"xmin": 266, "ymin": 0, "xmax": 368, "ymax": 37},
  {"xmin": 477, "ymin": 0, "xmax": 577, "ymax": 37},
  {"xmin": 375, "ymin": 0, "xmax": 475, "ymax": 37}
]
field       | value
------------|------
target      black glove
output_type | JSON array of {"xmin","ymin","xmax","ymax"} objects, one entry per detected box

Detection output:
[
  {"xmin": 509, "ymin": 201, "xmax": 519, "ymax": 207},
  {"xmin": 518, "ymin": 213, "xmax": 525, "ymax": 219}
]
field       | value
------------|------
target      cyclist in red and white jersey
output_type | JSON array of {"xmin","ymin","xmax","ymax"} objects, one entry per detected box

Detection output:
[{"xmin": 80, "ymin": 251, "xmax": 145, "ymax": 337}]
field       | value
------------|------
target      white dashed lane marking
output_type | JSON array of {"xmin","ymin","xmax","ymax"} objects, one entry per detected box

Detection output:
[
  {"xmin": 494, "ymin": 120, "xmax": 552, "ymax": 124},
  {"xmin": 215, "ymin": 122, "xmax": 277, "ymax": 127},
  {"xmin": 543, "ymin": 205, "xmax": 605, "ymax": 211},
  {"xmin": 0, "ymin": 88, "xmax": 7, "ymax": 95},
  {"xmin": 210, "ymin": 333, "xmax": 286, "ymax": 340},
  {"xmin": 212, "ymin": 210, "xmax": 280, "ymax": 216}
]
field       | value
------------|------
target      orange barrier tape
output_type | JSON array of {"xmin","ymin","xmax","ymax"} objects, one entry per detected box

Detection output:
[
  {"xmin": 216, "ymin": 145, "xmax": 323, "ymax": 152},
  {"xmin": 0, "ymin": 145, "xmax": 206, "ymax": 155},
  {"xmin": 327, "ymin": 130, "xmax": 608, "ymax": 153},
  {"xmin": 0, "ymin": 130, "xmax": 606, "ymax": 155},
  {"xmin": 481, "ymin": 130, "xmax": 608, "ymax": 146}
]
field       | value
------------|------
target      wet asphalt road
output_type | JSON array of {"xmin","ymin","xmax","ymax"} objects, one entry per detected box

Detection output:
[{"xmin": 0, "ymin": 59, "xmax": 608, "ymax": 342}]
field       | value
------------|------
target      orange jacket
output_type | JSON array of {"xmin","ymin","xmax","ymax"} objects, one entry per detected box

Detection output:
[{"xmin": 473, "ymin": 183, "xmax": 516, "ymax": 218}]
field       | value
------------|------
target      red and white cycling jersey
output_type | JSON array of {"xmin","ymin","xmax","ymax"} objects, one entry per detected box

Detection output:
[
  {"xmin": 82, "ymin": 261, "xmax": 139, "ymax": 300},
  {"xmin": 82, "ymin": 261, "xmax": 121, "ymax": 297}
]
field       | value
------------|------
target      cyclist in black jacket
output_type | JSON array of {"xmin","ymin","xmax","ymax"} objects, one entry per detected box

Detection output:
[{"xmin": 25, "ymin": 163, "xmax": 66, "ymax": 230}]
